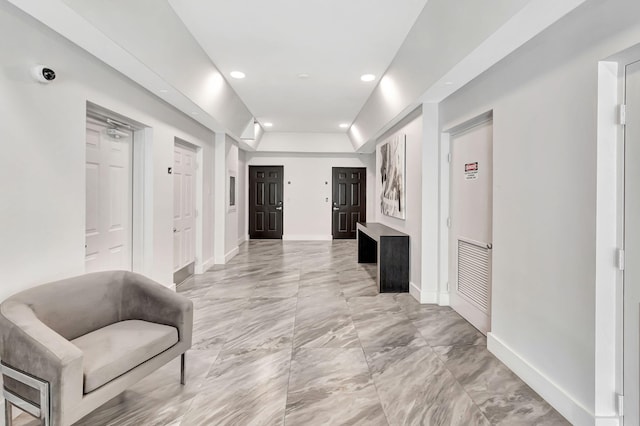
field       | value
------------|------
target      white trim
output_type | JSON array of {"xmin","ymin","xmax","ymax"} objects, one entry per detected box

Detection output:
[
  {"xmin": 237, "ymin": 234, "xmax": 248, "ymax": 246},
  {"xmin": 594, "ymin": 60, "xmax": 623, "ymax": 419},
  {"xmin": 283, "ymin": 234, "xmax": 332, "ymax": 241},
  {"xmin": 224, "ymin": 246, "xmax": 239, "ymax": 263},
  {"xmin": 487, "ymin": 333, "xmax": 594, "ymax": 426},
  {"xmin": 595, "ymin": 418, "xmax": 619, "ymax": 426},
  {"xmin": 200, "ymin": 256, "xmax": 215, "ymax": 273},
  {"xmin": 409, "ymin": 281, "xmax": 421, "ymax": 302},
  {"xmin": 169, "ymin": 283, "xmax": 177, "ymax": 292},
  {"xmin": 439, "ymin": 132, "xmax": 451, "ymax": 308},
  {"xmin": 438, "ymin": 291, "xmax": 450, "ymax": 306}
]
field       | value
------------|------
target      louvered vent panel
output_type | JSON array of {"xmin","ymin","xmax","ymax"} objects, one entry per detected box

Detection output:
[{"xmin": 457, "ymin": 240, "xmax": 490, "ymax": 312}]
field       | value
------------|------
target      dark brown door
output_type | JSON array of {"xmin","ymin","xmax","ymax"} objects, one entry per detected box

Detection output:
[
  {"xmin": 332, "ymin": 167, "xmax": 366, "ymax": 239},
  {"xmin": 249, "ymin": 166, "xmax": 284, "ymax": 239}
]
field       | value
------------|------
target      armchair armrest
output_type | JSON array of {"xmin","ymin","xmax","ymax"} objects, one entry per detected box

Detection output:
[
  {"xmin": 0, "ymin": 301, "xmax": 83, "ymax": 423},
  {"xmin": 120, "ymin": 272, "xmax": 193, "ymax": 347}
]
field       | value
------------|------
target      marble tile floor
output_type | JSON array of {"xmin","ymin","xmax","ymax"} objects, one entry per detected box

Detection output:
[{"xmin": 14, "ymin": 240, "xmax": 569, "ymax": 426}]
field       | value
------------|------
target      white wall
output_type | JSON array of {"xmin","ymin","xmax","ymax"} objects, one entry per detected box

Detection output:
[
  {"xmin": 0, "ymin": 2, "xmax": 215, "ymax": 300},
  {"xmin": 438, "ymin": 0, "xmax": 640, "ymax": 423},
  {"xmin": 62, "ymin": 0, "xmax": 254, "ymax": 138},
  {"xmin": 348, "ymin": 0, "xmax": 531, "ymax": 149},
  {"xmin": 257, "ymin": 132, "xmax": 355, "ymax": 153},
  {"xmin": 245, "ymin": 153, "xmax": 375, "ymax": 240},
  {"xmin": 375, "ymin": 114, "xmax": 423, "ymax": 291}
]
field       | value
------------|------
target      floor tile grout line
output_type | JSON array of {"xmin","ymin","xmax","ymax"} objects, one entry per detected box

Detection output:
[
  {"xmin": 345, "ymin": 286, "xmax": 393, "ymax": 426},
  {"xmin": 282, "ymin": 273, "xmax": 302, "ymax": 426},
  {"xmin": 431, "ymin": 344, "xmax": 494, "ymax": 425}
]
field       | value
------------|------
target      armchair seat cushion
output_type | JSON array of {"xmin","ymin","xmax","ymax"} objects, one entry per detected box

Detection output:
[{"xmin": 71, "ymin": 320, "xmax": 178, "ymax": 393}]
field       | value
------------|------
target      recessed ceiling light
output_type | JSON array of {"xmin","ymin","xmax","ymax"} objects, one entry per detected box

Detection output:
[
  {"xmin": 230, "ymin": 71, "xmax": 246, "ymax": 79},
  {"xmin": 361, "ymin": 74, "xmax": 375, "ymax": 82},
  {"xmin": 339, "ymin": 123, "xmax": 350, "ymax": 129},
  {"xmin": 263, "ymin": 122, "xmax": 273, "ymax": 127},
  {"xmin": 298, "ymin": 73, "xmax": 310, "ymax": 79}
]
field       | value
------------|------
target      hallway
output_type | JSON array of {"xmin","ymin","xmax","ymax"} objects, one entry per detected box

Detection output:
[{"xmin": 17, "ymin": 240, "xmax": 568, "ymax": 425}]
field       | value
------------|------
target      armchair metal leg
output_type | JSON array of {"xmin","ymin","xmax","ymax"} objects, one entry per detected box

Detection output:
[
  {"xmin": 4, "ymin": 398, "xmax": 12, "ymax": 426},
  {"xmin": 180, "ymin": 353, "xmax": 186, "ymax": 385},
  {"xmin": 1, "ymin": 363, "xmax": 50, "ymax": 426}
]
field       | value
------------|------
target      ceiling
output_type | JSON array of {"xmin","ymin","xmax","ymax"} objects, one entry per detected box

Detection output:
[{"xmin": 168, "ymin": 0, "xmax": 429, "ymax": 134}]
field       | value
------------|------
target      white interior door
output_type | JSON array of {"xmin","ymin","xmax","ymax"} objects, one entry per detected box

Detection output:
[
  {"xmin": 173, "ymin": 143, "xmax": 197, "ymax": 272},
  {"xmin": 85, "ymin": 118, "xmax": 133, "ymax": 272},
  {"xmin": 449, "ymin": 119, "xmax": 493, "ymax": 334},
  {"xmin": 624, "ymin": 59, "xmax": 640, "ymax": 426}
]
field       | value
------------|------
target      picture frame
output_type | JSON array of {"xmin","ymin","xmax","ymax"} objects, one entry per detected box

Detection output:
[{"xmin": 378, "ymin": 134, "xmax": 406, "ymax": 219}]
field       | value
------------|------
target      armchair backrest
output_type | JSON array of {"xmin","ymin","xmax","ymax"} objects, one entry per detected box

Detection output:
[{"xmin": 5, "ymin": 271, "xmax": 128, "ymax": 340}]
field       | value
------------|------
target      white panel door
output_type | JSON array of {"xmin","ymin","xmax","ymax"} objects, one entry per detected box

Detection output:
[
  {"xmin": 624, "ymin": 59, "xmax": 640, "ymax": 426},
  {"xmin": 449, "ymin": 119, "xmax": 493, "ymax": 334},
  {"xmin": 173, "ymin": 143, "xmax": 197, "ymax": 272},
  {"xmin": 85, "ymin": 119, "xmax": 132, "ymax": 272}
]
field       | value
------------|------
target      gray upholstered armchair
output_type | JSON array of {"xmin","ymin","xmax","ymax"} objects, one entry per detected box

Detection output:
[{"xmin": 0, "ymin": 271, "xmax": 193, "ymax": 426}]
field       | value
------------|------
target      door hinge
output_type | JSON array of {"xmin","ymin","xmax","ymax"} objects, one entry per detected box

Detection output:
[
  {"xmin": 195, "ymin": 209, "xmax": 199, "ymax": 218},
  {"xmin": 447, "ymin": 153, "xmax": 452, "ymax": 163},
  {"xmin": 619, "ymin": 104, "xmax": 626, "ymax": 126},
  {"xmin": 617, "ymin": 248, "xmax": 625, "ymax": 271},
  {"xmin": 617, "ymin": 393, "xmax": 624, "ymax": 417},
  {"xmin": 447, "ymin": 217, "xmax": 451, "ymax": 228},
  {"xmin": 446, "ymin": 282, "xmax": 450, "ymax": 291}
]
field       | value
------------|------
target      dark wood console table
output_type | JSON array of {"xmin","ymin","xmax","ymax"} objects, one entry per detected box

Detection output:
[{"xmin": 357, "ymin": 222, "xmax": 409, "ymax": 293}]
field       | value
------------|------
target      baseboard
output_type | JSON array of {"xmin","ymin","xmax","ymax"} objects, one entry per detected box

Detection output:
[
  {"xmin": 200, "ymin": 257, "xmax": 215, "ymax": 273},
  {"xmin": 487, "ymin": 333, "xmax": 594, "ymax": 426},
  {"xmin": 409, "ymin": 282, "xmax": 421, "ymax": 302},
  {"xmin": 224, "ymin": 246, "xmax": 239, "ymax": 263},
  {"xmin": 237, "ymin": 234, "xmax": 248, "ymax": 246},
  {"xmin": 283, "ymin": 234, "xmax": 332, "ymax": 241},
  {"xmin": 438, "ymin": 291, "xmax": 450, "ymax": 306}
]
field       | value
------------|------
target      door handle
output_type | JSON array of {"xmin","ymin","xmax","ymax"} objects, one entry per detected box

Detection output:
[
  {"xmin": 275, "ymin": 206, "xmax": 283, "ymax": 211},
  {"xmin": 332, "ymin": 207, "xmax": 339, "ymax": 211},
  {"xmin": 173, "ymin": 228, "xmax": 177, "ymax": 233}
]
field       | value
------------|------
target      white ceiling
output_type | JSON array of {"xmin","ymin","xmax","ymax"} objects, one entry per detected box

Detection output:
[{"xmin": 168, "ymin": 0, "xmax": 429, "ymax": 134}]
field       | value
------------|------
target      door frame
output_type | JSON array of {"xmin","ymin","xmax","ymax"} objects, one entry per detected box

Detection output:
[
  {"xmin": 173, "ymin": 138, "xmax": 204, "ymax": 280},
  {"xmin": 331, "ymin": 166, "xmax": 367, "ymax": 239},
  {"xmin": 248, "ymin": 165, "xmax": 284, "ymax": 239},
  {"xmin": 594, "ymin": 47, "xmax": 640, "ymax": 423},
  {"xmin": 444, "ymin": 112, "xmax": 493, "ymax": 335},
  {"xmin": 86, "ymin": 103, "xmax": 152, "ymax": 276}
]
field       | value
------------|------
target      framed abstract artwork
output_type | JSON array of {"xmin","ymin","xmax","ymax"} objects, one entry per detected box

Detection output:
[{"xmin": 378, "ymin": 134, "xmax": 406, "ymax": 219}]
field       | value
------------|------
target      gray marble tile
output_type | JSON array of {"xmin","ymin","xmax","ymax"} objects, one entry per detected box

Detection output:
[
  {"xmin": 434, "ymin": 345, "xmax": 570, "ymax": 425},
  {"xmin": 223, "ymin": 297, "xmax": 297, "ymax": 350},
  {"xmin": 294, "ymin": 296, "xmax": 360, "ymax": 348},
  {"xmin": 11, "ymin": 240, "xmax": 566, "ymax": 425},
  {"xmin": 285, "ymin": 348, "xmax": 387, "ymax": 425},
  {"xmin": 191, "ymin": 297, "xmax": 247, "ymax": 350},
  {"xmin": 298, "ymin": 281, "xmax": 344, "ymax": 298},
  {"xmin": 74, "ymin": 349, "xmax": 219, "ymax": 426},
  {"xmin": 351, "ymin": 310, "xmax": 427, "ymax": 349},
  {"xmin": 410, "ymin": 307, "xmax": 487, "ymax": 347},
  {"xmin": 364, "ymin": 345, "xmax": 490, "ymax": 426},
  {"xmin": 180, "ymin": 348, "xmax": 291, "ymax": 426},
  {"xmin": 300, "ymin": 270, "xmax": 340, "ymax": 284},
  {"xmin": 205, "ymin": 280, "xmax": 257, "ymax": 298},
  {"xmin": 253, "ymin": 279, "xmax": 299, "ymax": 298},
  {"xmin": 347, "ymin": 295, "xmax": 403, "ymax": 315},
  {"xmin": 340, "ymin": 280, "xmax": 379, "ymax": 299}
]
